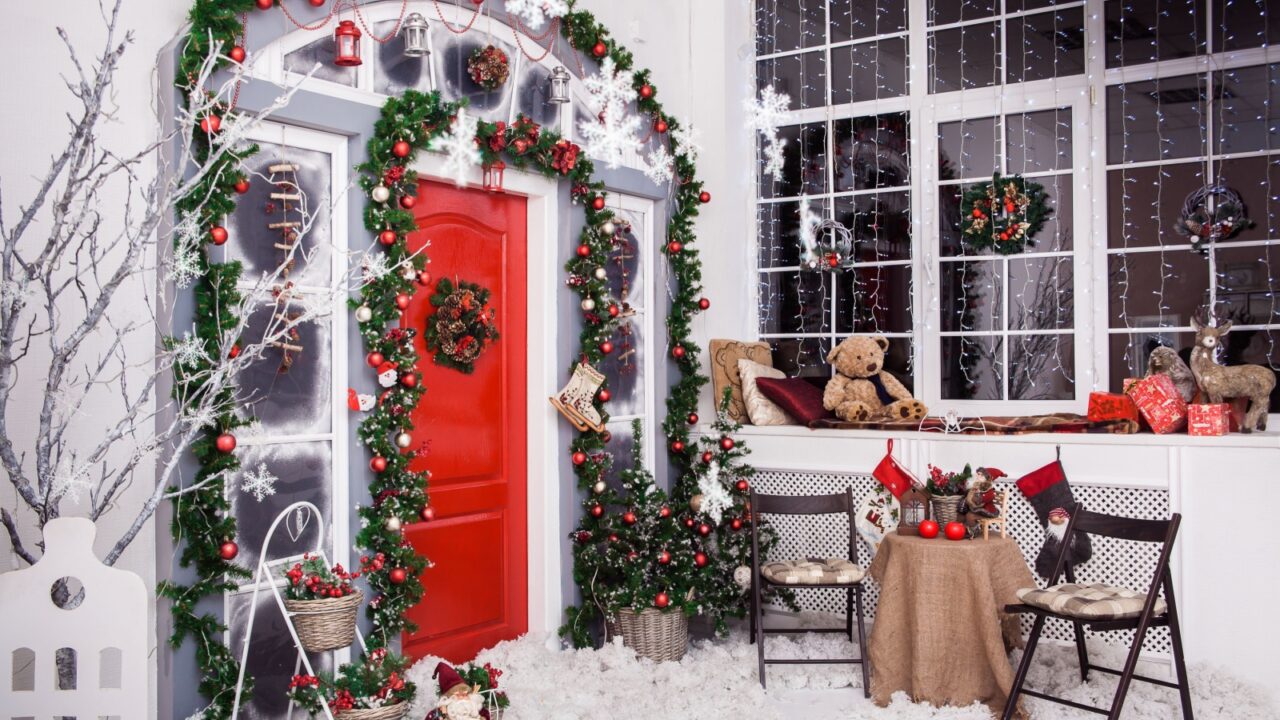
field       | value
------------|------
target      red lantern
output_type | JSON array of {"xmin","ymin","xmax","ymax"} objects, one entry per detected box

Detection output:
[
  {"xmin": 334, "ymin": 20, "xmax": 363, "ymax": 67},
  {"xmin": 482, "ymin": 160, "xmax": 506, "ymax": 193}
]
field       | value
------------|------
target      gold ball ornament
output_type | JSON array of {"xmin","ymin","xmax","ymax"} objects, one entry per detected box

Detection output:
[
  {"xmin": 581, "ymin": 298, "xmax": 596, "ymax": 311},
  {"xmin": 396, "ymin": 432, "xmax": 413, "ymax": 448},
  {"xmin": 601, "ymin": 221, "xmax": 616, "ymax": 235},
  {"xmin": 593, "ymin": 480, "xmax": 607, "ymax": 494},
  {"xmin": 690, "ymin": 494, "xmax": 704, "ymax": 513},
  {"xmin": 371, "ymin": 185, "xmax": 392, "ymax": 203},
  {"xmin": 355, "ymin": 305, "xmax": 373, "ymax": 322},
  {"xmin": 385, "ymin": 516, "xmax": 402, "ymax": 532},
  {"xmin": 594, "ymin": 267, "xmax": 608, "ymax": 280}
]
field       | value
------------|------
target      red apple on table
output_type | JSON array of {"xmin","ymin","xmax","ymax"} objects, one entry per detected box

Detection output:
[
  {"xmin": 918, "ymin": 520, "xmax": 940, "ymax": 539},
  {"xmin": 944, "ymin": 521, "xmax": 967, "ymax": 541}
]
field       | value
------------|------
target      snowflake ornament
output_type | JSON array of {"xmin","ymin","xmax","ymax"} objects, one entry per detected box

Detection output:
[
  {"xmin": 169, "ymin": 212, "xmax": 205, "ymax": 288},
  {"xmin": 643, "ymin": 145, "xmax": 674, "ymax": 185},
  {"xmin": 798, "ymin": 204, "xmax": 823, "ymax": 261},
  {"xmin": 579, "ymin": 57, "xmax": 643, "ymax": 169},
  {"xmin": 52, "ymin": 462, "xmax": 93, "ymax": 504},
  {"xmin": 429, "ymin": 107, "xmax": 482, "ymax": 187},
  {"xmin": 240, "ymin": 462, "xmax": 279, "ymax": 503},
  {"xmin": 745, "ymin": 85, "xmax": 792, "ymax": 182},
  {"xmin": 697, "ymin": 460, "xmax": 734, "ymax": 526},
  {"xmin": 362, "ymin": 252, "xmax": 393, "ymax": 281},
  {"xmin": 762, "ymin": 135, "xmax": 787, "ymax": 182},
  {"xmin": 170, "ymin": 332, "xmax": 209, "ymax": 367},
  {"xmin": 671, "ymin": 119, "xmax": 703, "ymax": 164},
  {"xmin": 505, "ymin": 0, "xmax": 568, "ymax": 30}
]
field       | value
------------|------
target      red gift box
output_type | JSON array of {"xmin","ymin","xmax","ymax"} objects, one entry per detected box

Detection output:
[
  {"xmin": 1088, "ymin": 392, "xmax": 1141, "ymax": 425},
  {"xmin": 1128, "ymin": 374, "xmax": 1188, "ymax": 434},
  {"xmin": 1123, "ymin": 377, "xmax": 1141, "ymax": 393},
  {"xmin": 1188, "ymin": 403, "xmax": 1230, "ymax": 436}
]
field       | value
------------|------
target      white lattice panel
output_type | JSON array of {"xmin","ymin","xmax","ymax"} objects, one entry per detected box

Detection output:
[{"xmin": 754, "ymin": 470, "xmax": 1172, "ymax": 654}]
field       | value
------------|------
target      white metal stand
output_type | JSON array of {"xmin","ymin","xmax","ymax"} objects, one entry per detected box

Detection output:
[{"xmin": 231, "ymin": 501, "xmax": 366, "ymax": 720}]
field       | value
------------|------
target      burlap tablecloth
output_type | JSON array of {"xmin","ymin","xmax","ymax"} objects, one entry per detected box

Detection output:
[{"xmin": 868, "ymin": 533, "xmax": 1036, "ymax": 717}]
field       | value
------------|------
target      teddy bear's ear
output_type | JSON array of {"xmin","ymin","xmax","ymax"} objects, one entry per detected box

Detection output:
[
  {"xmin": 874, "ymin": 335, "xmax": 889, "ymax": 351},
  {"xmin": 826, "ymin": 342, "xmax": 844, "ymax": 363}
]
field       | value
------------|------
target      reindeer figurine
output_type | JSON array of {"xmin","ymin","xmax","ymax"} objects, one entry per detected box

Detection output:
[{"xmin": 1189, "ymin": 316, "xmax": 1276, "ymax": 433}]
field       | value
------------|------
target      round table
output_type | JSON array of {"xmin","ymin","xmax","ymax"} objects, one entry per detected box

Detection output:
[{"xmin": 867, "ymin": 532, "xmax": 1036, "ymax": 717}]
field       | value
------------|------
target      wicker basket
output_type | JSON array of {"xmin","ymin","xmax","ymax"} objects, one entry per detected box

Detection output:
[
  {"xmin": 931, "ymin": 495, "xmax": 964, "ymax": 525},
  {"xmin": 284, "ymin": 589, "xmax": 362, "ymax": 653},
  {"xmin": 334, "ymin": 702, "xmax": 406, "ymax": 720},
  {"xmin": 608, "ymin": 608, "xmax": 689, "ymax": 662}
]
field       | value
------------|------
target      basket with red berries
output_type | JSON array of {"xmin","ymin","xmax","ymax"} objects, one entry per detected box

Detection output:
[
  {"xmin": 282, "ymin": 555, "xmax": 363, "ymax": 652},
  {"xmin": 287, "ymin": 648, "xmax": 414, "ymax": 719}
]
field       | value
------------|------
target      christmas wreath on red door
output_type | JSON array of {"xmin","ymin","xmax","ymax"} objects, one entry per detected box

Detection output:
[{"xmin": 424, "ymin": 277, "xmax": 499, "ymax": 374}]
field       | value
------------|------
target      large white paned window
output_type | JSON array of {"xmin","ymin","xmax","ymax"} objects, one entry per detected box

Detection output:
[{"xmin": 754, "ymin": 0, "xmax": 1280, "ymax": 415}]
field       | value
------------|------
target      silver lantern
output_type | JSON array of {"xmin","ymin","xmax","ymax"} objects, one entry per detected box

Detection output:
[
  {"xmin": 549, "ymin": 65, "xmax": 571, "ymax": 104},
  {"xmin": 401, "ymin": 12, "xmax": 430, "ymax": 58}
]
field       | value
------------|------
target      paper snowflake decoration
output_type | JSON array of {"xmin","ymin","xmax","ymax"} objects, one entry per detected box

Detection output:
[
  {"xmin": 798, "ymin": 204, "xmax": 823, "ymax": 260},
  {"xmin": 362, "ymin": 252, "xmax": 392, "ymax": 281},
  {"xmin": 53, "ymin": 462, "xmax": 93, "ymax": 503},
  {"xmin": 505, "ymin": 0, "xmax": 568, "ymax": 29},
  {"xmin": 671, "ymin": 119, "xmax": 703, "ymax": 165},
  {"xmin": 170, "ymin": 332, "xmax": 209, "ymax": 367},
  {"xmin": 746, "ymin": 85, "xmax": 792, "ymax": 182},
  {"xmin": 697, "ymin": 460, "xmax": 734, "ymax": 526},
  {"xmin": 169, "ymin": 212, "xmax": 205, "ymax": 288},
  {"xmin": 429, "ymin": 108, "xmax": 482, "ymax": 187},
  {"xmin": 183, "ymin": 406, "xmax": 218, "ymax": 430},
  {"xmin": 579, "ymin": 57, "xmax": 643, "ymax": 169},
  {"xmin": 240, "ymin": 463, "xmax": 279, "ymax": 503},
  {"xmin": 643, "ymin": 145, "xmax": 674, "ymax": 185}
]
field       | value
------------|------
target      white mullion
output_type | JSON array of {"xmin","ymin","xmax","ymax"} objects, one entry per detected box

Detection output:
[
  {"xmin": 1102, "ymin": 44, "xmax": 1280, "ymax": 85},
  {"xmin": 755, "ymin": 30, "xmax": 912, "ymax": 63}
]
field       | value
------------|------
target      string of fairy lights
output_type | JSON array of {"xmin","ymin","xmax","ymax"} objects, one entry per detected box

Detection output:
[{"xmin": 754, "ymin": 0, "xmax": 1279, "ymax": 408}]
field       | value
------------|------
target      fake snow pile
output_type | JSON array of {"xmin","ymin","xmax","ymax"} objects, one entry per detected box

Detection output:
[{"xmin": 405, "ymin": 626, "xmax": 1275, "ymax": 720}]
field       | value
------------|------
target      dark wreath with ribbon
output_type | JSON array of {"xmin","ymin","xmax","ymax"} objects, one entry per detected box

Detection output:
[
  {"xmin": 960, "ymin": 172, "xmax": 1051, "ymax": 255},
  {"xmin": 1175, "ymin": 184, "xmax": 1254, "ymax": 253},
  {"xmin": 424, "ymin": 277, "xmax": 499, "ymax": 374}
]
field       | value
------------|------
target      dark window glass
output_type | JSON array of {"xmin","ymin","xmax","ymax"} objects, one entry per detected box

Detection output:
[
  {"xmin": 939, "ymin": 117, "xmax": 1000, "ymax": 181},
  {"xmin": 834, "ymin": 113, "xmax": 910, "ymax": 192},
  {"xmin": 1216, "ymin": 244, "xmax": 1280, "ymax": 326},
  {"xmin": 1007, "ymin": 109, "xmax": 1073, "ymax": 173},
  {"xmin": 941, "ymin": 259, "xmax": 1004, "ymax": 332},
  {"xmin": 1009, "ymin": 255, "xmax": 1074, "ymax": 331},
  {"xmin": 831, "ymin": 38, "xmax": 909, "ymax": 104},
  {"xmin": 929, "ymin": 22, "xmax": 1002, "ymax": 92},
  {"xmin": 238, "ymin": 300, "xmax": 332, "ymax": 436},
  {"xmin": 759, "ymin": 122, "xmax": 829, "ymax": 199},
  {"xmin": 1009, "ymin": 335, "xmax": 1075, "ymax": 399},
  {"xmin": 836, "ymin": 264, "xmax": 913, "ymax": 334},
  {"xmin": 1221, "ymin": 0, "xmax": 1280, "ymax": 51},
  {"xmin": 229, "ymin": 591, "xmax": 335, "ymax": 720},
  {"xmin": 757, "ymin": 0, "xmax": 827, "ymax": 55},
  {"xmin": 1104, "ymin": 0, "xmax": 1207, "ymax": 69},
  {"xmin": 758, "ymin": 271, "xmax": 833, "ymax": 335},
  {"xmin": 1213, "ymin": 64, "xmax": 1280, "ymax": 156},
  {"xmin": 769, "ymin": 336, "xmax": 833, "ymax": 378},
  {"xmin": 927, "ymin": 0, "xmax": 997, "ymax": 26},
  {"xmin": 835, "ymin": 191, "xmax": 912, "ymax": 263},
  {"xmin": 1007, "ymin": 8, "xmax": 1086, "ymax": 84},
  {"xmin": 1106, "ymin": 250, "xmax": 1211, "ymax": 327},
  {"xmin": 757, "ymin": 50, "xmax": 828, "ymax": 110},
  {"xmin": 1105, "ymin": 163, "xmax": 1207, "ymax": 248},
  {"xmin": 941, "ymin": 335, "xmax": 1004, "ymax": 400},
  {"xmin": 759, "ymin": 198, "xmax": 829, "ymax": 268},
  {"xmin": 831, "ymin": 0, "xmax": 908, "ymax": 42},
  {"xmin": 1106, "ymin": 76, "xmax": 1209, "ymax": 164}
]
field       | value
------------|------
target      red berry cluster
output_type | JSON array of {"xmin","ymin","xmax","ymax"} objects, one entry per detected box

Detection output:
[{"xmin": 282, "ymin": 555, "xmax": 360, "ymax": 600}]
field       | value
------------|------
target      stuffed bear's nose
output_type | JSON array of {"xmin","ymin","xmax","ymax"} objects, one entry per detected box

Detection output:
[{"xmin": 867, "ymin": 363, "xmax": 876, "ymax": 373}]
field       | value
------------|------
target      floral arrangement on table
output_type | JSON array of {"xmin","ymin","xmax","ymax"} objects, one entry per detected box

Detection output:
[
  {"xmin": 925, "ymin": 463, "xmax": 973, "ymax": 524},
  {"xmin": 282, "ymin": 555, "xmax": 361, "ymax": 600},
  {"xmin": 287, "ymin": 648, "xmax": 414, "ymax": 717},
  {"xmin": 467, "ymin": 44, "xmax": 511, "ymax": 91},
  {"xmin": 425, "ymin": 662, "xmax": 511, "ymax": 720}
]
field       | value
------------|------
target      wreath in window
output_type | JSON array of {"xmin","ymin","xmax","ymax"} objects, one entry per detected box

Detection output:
[
  {"xmin": 468, "ymin": 44, "xmax": 511, "ymax": 91},
  {"xmin": 1175, "ymin": 184, "xmax": 1254, "ymax": 253},
  {"xmin": 424, "ymin": 278, "xmax": 499, "ymax": 374},
  {"xmin": 959, "ymin": 173, "xmax": 1051, "ymax": 255}
]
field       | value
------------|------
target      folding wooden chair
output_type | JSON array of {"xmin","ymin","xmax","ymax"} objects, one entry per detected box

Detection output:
[
  {"xmin": 1002, "ymin": 504, "xmax": 1192, "ymax": 720},
  {"xmin": 749, "ymin": 488, "xmax": 869, "ymax": 696}
]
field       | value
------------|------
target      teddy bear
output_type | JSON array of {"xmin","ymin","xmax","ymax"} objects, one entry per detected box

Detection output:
[{"xmin": 822, "ymin": 335, "xmax": 927, "ymax": 422}]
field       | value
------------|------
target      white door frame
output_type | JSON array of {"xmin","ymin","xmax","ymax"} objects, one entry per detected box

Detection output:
[{"xmin": 407, "ymin": 155, "xmax": 562, "ymax": 637}]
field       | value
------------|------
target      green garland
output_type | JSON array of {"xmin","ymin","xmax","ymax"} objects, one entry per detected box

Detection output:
[
  {"xmin": 959, "ymin": 172, "xmax": 1051, "ymax": 255},
  {"xmin": 423, "ymin": 277, "xmax": 500, "ymax": 374}
]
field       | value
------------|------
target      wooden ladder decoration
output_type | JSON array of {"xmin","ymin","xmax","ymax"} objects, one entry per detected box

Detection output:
[
  {"xmin": 268, "ymin": 162, "xmax": 303, "ymax": 276},
  {"xmin": 230, "ymin": 501, "xmax": 365, "ymax": 720}
]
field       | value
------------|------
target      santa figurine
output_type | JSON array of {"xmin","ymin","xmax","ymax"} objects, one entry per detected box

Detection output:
[
  {"xmin": 376, "ymin": 360, "xmax": 399, "ymax": 389},
  {"xmin": 1038, "ymin": 507, "xmax": 1079, "ymax": 577},
  {"xmin": 961, "ymin": 466, "xmax": 1006, "ymax": 519},
  {"xmin": 432, "ymin": 662, "xmax": 488, "ymax": 720},
  {"xmin": 347, "ymin": 388, "xmax": 375, "ymax": 412}
]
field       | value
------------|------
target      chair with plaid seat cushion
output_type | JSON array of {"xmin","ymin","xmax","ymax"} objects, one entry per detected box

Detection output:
[
  {"xmin": 750, "ymin": 489, "xmax": 869, "ymax": 696},
  {"xmin": 1003, "ymin": 505, "xmax": 1192, "ymax": 720}
]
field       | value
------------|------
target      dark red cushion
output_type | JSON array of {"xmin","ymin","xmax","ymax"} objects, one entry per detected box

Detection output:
[{"xmin": 755, "ymin": 377, "xmax": 834, "ymax": 425}]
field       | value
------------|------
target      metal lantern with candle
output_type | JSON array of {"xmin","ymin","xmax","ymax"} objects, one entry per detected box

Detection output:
[
  {"xmin": 483, "ymin": 160, "xmax": 506, "ymax": 193},
  {"xmin": 549, "ymin": 66, "xmax": 572, "ymax": 104},
  {"xmin": 401, "ymin": 12, "xmax": 430, "ymax": 58},
  {"xmin": 334, "ymin": 19, "xmax": 363, "ymax": 67}
]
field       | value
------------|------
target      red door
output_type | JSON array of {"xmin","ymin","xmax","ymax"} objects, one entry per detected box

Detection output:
[{"xmin": 401, "ymin": 180, "xmax": 527, "ymax": 663}]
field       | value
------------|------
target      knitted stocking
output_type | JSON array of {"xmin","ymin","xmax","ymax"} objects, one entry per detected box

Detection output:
[{"xmin": 1016, "ymin": 458, "xmax": 1092, "ymax": 581}]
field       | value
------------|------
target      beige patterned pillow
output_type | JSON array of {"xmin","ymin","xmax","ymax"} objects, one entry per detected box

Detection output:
[
  {"xmin": 738, "ymin": 359, "xmax": 795, "ymax": 426},
  {"xmin": 709, "ymin": 340, "xmax": 772, "ymax": 422}
]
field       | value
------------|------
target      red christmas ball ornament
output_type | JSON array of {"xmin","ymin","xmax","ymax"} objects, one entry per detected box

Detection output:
[
  {"xmin": 379, "ymin": 229, "xmax": 398, "ymax": 246},
  {"xmin": 233, "ymin": 178, "xmax": 251, "ymax": 194},
  {"xmin": 622, "ymin": 511, "xmax": 637, "ymax": 526},
  {"xmin": 219, "ymin": 541, "xmax": 239, "ymax": 560},
  {"xmin": 572, "ymin": 451, "xmax": 588, "ymax": 466},
  {"xmin": 720, "ymin": 436, "xmax": 736, "ymax": 451},
  {"xmin": 944, "ymin": 521, "xmax": 967, "ymax": 541},
  {"xmin": 655, "ymin": 592, "xmax": 670, "ymax": 608},
  {"xmin": 607, "ymin": 304, "xmax": 620, "ymax": 318},
  {"xmin": 659, "ymin": 505, "xmax": 671, "ymax": 519},
  {"xmin": 228, "ymin": 344, "xmax": 241, "ymax": 359},
  {"xmin": 599, "ymin": 340, "xmax": 615, "ymax": 354},
  {"xmin": 310, "ymin": 0, "xmax": 326, "ymax": 5},
  {"xmin": 590, "ymin": 504, "xmax": 603, "ymax": 518},
  {"xmin": 395, "ymin": 293, "xmax": 411, "ymax": 310},
  {"xmin": 735, "ymin": 479, "xmax": 749, "ymax": 492},
  {"xmin": 229, "ymin": 46, "xmax": 247, "ymax": 64},
  {"xmin": 687, "ymin": 412, "xmax": 699, "ymax": 425},
  {"xmin": 627, "ymin": 551, "xmax": 639, "ymax": 561},
  {"xmin": 638, "ymin": 84, "xmax": 654, "ymax": 100},
  {"xmin": 400, "ymin": 372, "xmax": 417, "ymax": 388},
  {"xmin": 200, "ymin": 114, "xmax": 222, "ymax": 134},
  {"xmin": 215, "ymin": 433, "xmax": 237, "ymax": 454},
  {"xmin": 670, "ymin": 440, "xmax": 686, "ymax": 453},
  {"xmin": 598, "ymin": 389, "xmax": 611, "ymax": 402},
  {"xmin": 416, "ymin": 270, "xmax": 431, "ymax": 286},
  {"xmin": 366, "ymin": 351, "xmax": 385, "ymax": 367},
  {"xmin": 730, "ymin": 518, "xmax": 743, "ymax": 531},
  {"xmin": 591, "ymin": 40, "xmax": 608, "ymax": 58},
  {"xmin": 399, "ymin": 195, "xmax": 417, "ymax": 209},
  {"xmin": 694, "ymin": 552, "xmax": 708, "ymax": 568},
  {"xmin": 575, "ymin": 530, "xmax": 592, "ymax": 544},
  {"xmin": 697, "ymin": 297, "xmax": 711, "ymax": 311},
  {"xmin": 671, "ymin": 345, "xmax": 686, "ymax": 360},
  {"xmin": 657, "ymin": 550, "xmax": 671, "ymax": 565},
  {"xmin": 576, "ymin": 244, "xmax": 591, "ymax": 258},
  {"xmin": 392, "ymin": 140, "xmax": 412, "ymax": 158},
  {"xmin": 654, "ymin": 118, "xmax": 669, "ymax": 134},
  {"xmin": 591, "ymin": 196, "xmax": 606, "ymax": 211},
  {"xmin": 601, "ymin": 430, "xmax": 612, "ymax": 442},
  {"xmin": 370, "ymin": 455, "xmax": 388, "ymax": 473},
  {"xmin": 667, "ymin": 241, "xmax": 683, "ymax": 254},
  {"xmin": 701, "ymin": 451, "xmax": 713, "ymax": 464},
  {"xmin": 209, "ymin": 225, "xmax": 229, "ymax": 245},
  {"xmin": 388, "ymin": 567, "xmax": 408, "ymax": 585},
  {"xmin": 255, "ymin": 0, "xmax": 274, "ymax": 9},
  {"xmin": 699, "ymin": 191, "xmax": 711, "ymax": 204},
  {"xmin": 684, "ymin": 518, "xmax": 695, "ymax": 528},
  {"xmin": 419, "ymin": 506, "xmax": 436, "ymax": 522},
  {"xmin": 608, "ymin": 533, "xmax": 619, "ymax": 543},
  {"xmin": 918, "ymin": 519, "xmax": 940, "ymax": 539},
  {"xmin": 697, "ymin": 523, "xmax": 711, "ymax": 536},
  {"xmin": 971, "ymin": 208, "xmax": 984, "ymax": 218}
]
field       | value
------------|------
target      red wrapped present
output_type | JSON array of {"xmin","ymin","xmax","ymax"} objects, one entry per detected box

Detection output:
[
  {"xmin": 1128, "ymin": 374, "xmax": 1188, "ymax": 434},
  {"xmin": 1188, "ymin": 403, "xmax": 1230, "ymax": 436},
  {"xmin": 1122, "ymin": 377, "xmax": 1141, "ymax": 393},
  {"xmin": 1088, "ymin": 392, "xmax": 1141, "ymax": 425}
]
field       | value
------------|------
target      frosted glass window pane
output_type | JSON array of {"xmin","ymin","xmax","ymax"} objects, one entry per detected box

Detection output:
[
  {"xmin": 227, "ymin": 590, "xmax": 334, "ymax": 720},
  {"xmin": 374, "ymin": 20, "xmax": 433, "ymax": 95},
  {"xmin": 607, "ymin": 213, "xmax": 644, "ymax": 307},
  {"xmin": 601, "ymin": 317, "xmax": 645, "ymax": 418},
  {"xmin": 601, "ymin": 424, "xmax": 638, "ymax": 485},
  {"xmin": 513, "ymin": 61, "xmax": 560, "ymax": 128},
  {"xmin": 238, "ymin": 300, "xmax": 333, "ymax": 436},
  {"xmin": 436, "ymin": 33, "xmax": 514, "ymax": 122},
  {"xmin": 223, "ymin": 140, "xmax": 333, "ymax": 286},
  {"xmin": 284, "ymin": 35, "xmax": 357, "ymax": 86},
  {"xmin": 228, "ymin": 441, "xmax": 332, "ymax": 573}
]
